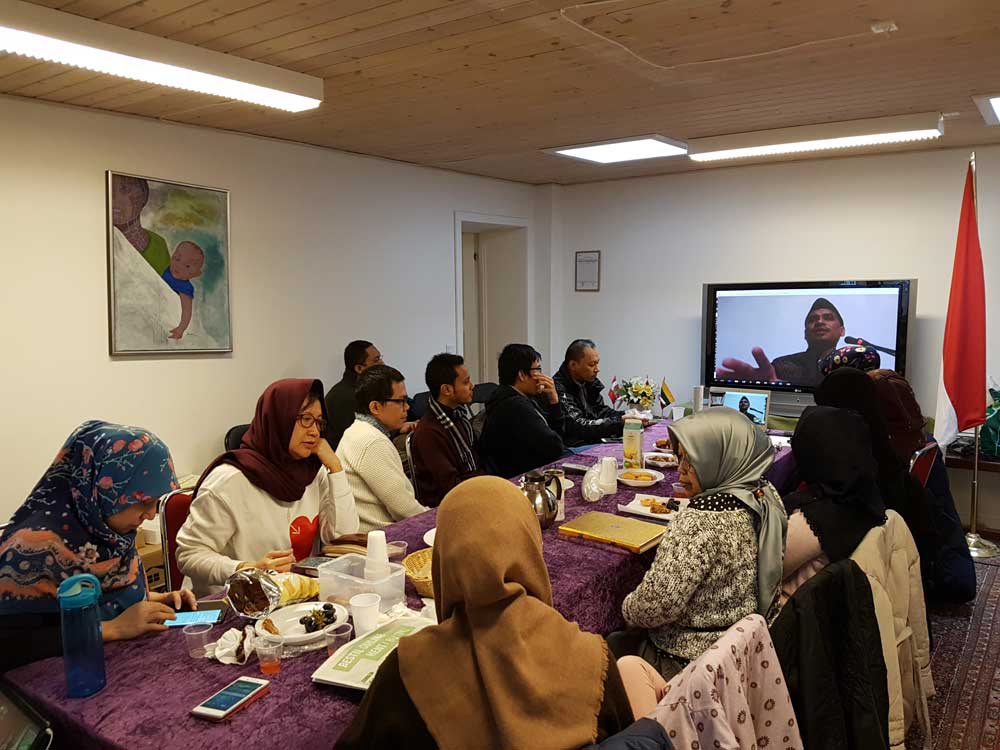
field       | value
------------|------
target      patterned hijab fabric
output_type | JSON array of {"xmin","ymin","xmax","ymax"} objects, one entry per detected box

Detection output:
[
  {"xmin": 195, "ymin": 379, "xmax": 324, "ymax": 503},
  {"xmin": 397, "ymin": 477, "xmax": 610, "ymax": 750},
  {"xmin": 669, "ymin": 408, "xmax": 788, "ymax": 615},
  {"xmin": 820, "ymin": 344, "xmax": 881, "ymax": 376},
  {"xmin": 649, "ymin": 614, "xmax": 804, "ymax": 750},
  {"xmin": 868, "ymin": 369, "xmax": 927, "ymax": 464},
  {"xmin": 0, "ymin": 421, "xmax": 177, "ymax": 618}
]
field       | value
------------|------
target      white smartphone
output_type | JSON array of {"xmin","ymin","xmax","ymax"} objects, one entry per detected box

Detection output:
[{"xmin": 190, "ymin": 677, "xmax": 269, "ymax": 722}]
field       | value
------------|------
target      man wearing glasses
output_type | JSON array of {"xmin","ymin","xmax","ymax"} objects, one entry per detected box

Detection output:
[
  {"xmin": 479, "ymin": 344, "xmax": 566, "ymax": 477},
  {"xmin": 336, "ymin": 364, "xmax": 428, "ymax": 531}
]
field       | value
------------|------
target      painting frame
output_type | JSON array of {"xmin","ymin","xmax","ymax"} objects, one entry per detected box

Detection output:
[
  {"xmin": 575, "ymin": 250, "xmax": 601, "ymax": 292},
  {"xmin": 106, "ymin": 170, "xmax": 233, "ymax": 356}
]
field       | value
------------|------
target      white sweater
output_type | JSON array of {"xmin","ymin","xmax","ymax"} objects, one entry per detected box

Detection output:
[
  {"xmin": 336, "ymin": 419, "xmax": 428, "ymax": 532},
  {"xmin": 176, "ymin": 464, "xmax": 360, "ymax": 597}
]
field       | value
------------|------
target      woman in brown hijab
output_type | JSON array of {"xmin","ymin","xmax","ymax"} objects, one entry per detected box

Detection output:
[{"xmin": 336, "ymin": 476, "xmax": 634, "ymax": 750}]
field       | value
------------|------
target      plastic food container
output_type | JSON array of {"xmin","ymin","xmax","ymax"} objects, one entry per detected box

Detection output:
[{"xmin": 318, "ymin": 553, "xmax": 404, "ymax": 613}]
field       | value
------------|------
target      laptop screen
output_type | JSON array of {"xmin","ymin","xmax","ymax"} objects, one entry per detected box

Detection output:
[{"xmin": 708, "ymin": 388, "xmax": 770, "ymax": 426}]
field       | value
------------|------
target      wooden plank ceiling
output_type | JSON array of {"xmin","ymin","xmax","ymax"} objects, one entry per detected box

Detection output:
[{"xmin": 2, "ymin": 0, "xmax": 999, "ymax": 184}]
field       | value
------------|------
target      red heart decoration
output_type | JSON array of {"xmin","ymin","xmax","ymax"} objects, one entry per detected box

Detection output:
[{"xmin": 289, "ymin": 515, "xmax": 319, "ymax": 560}]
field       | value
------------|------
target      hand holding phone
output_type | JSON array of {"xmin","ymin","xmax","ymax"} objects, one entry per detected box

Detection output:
[{"xmin": 191, "ymin": 677, "xmax": 269, "ymax": 721}]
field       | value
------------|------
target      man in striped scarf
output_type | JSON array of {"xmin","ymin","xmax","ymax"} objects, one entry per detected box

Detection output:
[{"xmin": 410, "ymin": 353, "xmax": 484, "ymax": 506}]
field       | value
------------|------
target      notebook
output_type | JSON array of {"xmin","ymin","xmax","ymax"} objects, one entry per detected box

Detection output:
[{"xmin": 557, "ymin": 511, "xmax": 665, "ymax": 553}]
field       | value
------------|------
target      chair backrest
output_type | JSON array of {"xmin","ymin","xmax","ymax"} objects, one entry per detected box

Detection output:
[
  {"xmin": 405, "ymin": 431, "xmax": 418, "ymax": 501},
  {"xmin": 409, "ymin": 391, "xmax": 430, "ymax": 420},
  {"xmin": 224, "ymin": 423, "xmax": 250, "ymax": 451},
  {"xmin": 909, "ymin": 441, "xmax": 938, "ymax": 488},
  {"xmin": 159, "ymin": 490, "xmax": 194, "ymax": 591},
  {"xmin": 472, "ymin": 382, "xmax": 498, "ymax": 404}
]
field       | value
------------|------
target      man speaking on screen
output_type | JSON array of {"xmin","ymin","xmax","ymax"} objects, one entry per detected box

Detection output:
[{"xmin": 715, "ymin": 298, "xmax": 845, "ymax": 387}]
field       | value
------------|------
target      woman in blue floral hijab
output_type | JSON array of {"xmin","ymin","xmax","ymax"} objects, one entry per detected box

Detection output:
[{"xmin": 0, "ymin": 421, "xmax": 194, "ymax": 671}]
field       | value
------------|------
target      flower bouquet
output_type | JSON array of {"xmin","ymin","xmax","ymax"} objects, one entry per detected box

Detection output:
[{"xmin": 615, "ymin": 377, "xmax": 655, "ymax": 420}]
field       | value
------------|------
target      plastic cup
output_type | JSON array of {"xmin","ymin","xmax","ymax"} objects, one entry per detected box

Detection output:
[
  {"xmin": 325, "ymin": 623, "xmax": 353, "ymax": 656},
  {"xmin": 350, "ymin": 592, "xmax": 381, "ymax": 637},
  {"xmin": 183, "ymin": 623, "xmax": 213, "ymax": 659},
  {"xmin": 256, "ymin": 638, "xmax": 282, "ymax": 676},
  {"xmin": 386, "ymin": 540, "xmax": 408, "ymax": 560},
  {"xmin": 671, "ymin": 406, "xmax": 685, "ymax": 421},
  {"xmin": 599, "ymin": 456, "xmax": 618, "ymax": 492},
  {"xmin": 364, "ymin": 530, "xmax": 390, "ymax": 580},
  {"xmin": 671, "ymin": 482, "xmax": 690, "ymax": 498}
]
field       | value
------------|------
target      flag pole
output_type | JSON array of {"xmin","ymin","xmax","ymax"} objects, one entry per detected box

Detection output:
[{"xmin": 964, "ymin": 151, "xmax": 999, "ymax": 557}]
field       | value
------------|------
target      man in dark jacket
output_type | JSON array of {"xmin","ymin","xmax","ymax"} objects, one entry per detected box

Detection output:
[
  {"xmin": 480, "ymin": 344, "xmax": 566, "ymax": 477},
  {"xmin": 410, "ymin": 353, "xmax": 483, "ymax": 506},
  {"xmin": 553, "ymin": 339, "xmax": 624, "ymax": 446},
  {"xmin": 325, "ymin": 340, "xmax": 383, "ymax": 449}
]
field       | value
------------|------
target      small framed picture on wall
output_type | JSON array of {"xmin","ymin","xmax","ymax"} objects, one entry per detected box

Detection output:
[{"xmin": 575, "ymin": 250, "xmax": 601, "ymax": 292}]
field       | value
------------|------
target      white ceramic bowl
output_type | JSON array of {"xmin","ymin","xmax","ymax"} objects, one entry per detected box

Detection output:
[
  {"xmin": 616, "ymin": 468, "xmax": 665, "ymax": 488},
  {"xmin": 253, "ymin": 602, "xmax": 348, "ymax": 646}
]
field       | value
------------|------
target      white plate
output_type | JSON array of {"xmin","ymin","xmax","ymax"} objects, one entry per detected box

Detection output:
[
  {"xmin": 254, "ymin": 602, "xmax": 348, "ymax": 646},
  {"xmin": 643, "ymin": 452, "xmax": 678, "ymax": 470},
  {"xmin": 616, "ymin": 468, "xmax": 665, "ymax": 488},
  {"xmin": 618, "ymin": 493, "xmax": 688, "ymax": 521},
  {"xmin": 423, "ymin": 527, "xmax": 436, "ymax": 547}
]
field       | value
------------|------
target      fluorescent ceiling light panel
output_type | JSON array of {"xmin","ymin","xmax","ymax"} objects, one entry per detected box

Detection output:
[
  {"xmin": 549, "ymin": 135, "xmax": 687, "ymax": 164},
  {"xmin": 0, "ymin": 0, "xmax": 322, "ymax": 111},
  {"xmin": 973, "ymin": 95, "xmax": 1000, "ymax": 126},
  {"xmin": 688, "ymin": 113, "xmax": 943, "ymax": 162}
]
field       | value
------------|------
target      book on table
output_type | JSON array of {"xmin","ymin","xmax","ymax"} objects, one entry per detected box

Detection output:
[{"xmin": 557, "ymin": 511, "xmax": 665, "ymax": 553}]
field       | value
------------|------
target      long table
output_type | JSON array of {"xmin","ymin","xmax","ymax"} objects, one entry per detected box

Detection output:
[{"xmin": 4, "ymin": 422, "xmax": 794, "ymax": 750}]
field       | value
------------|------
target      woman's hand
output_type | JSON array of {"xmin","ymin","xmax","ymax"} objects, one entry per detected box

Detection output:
[
  {"xmin": 313, "ymin": 438, "xmax": 343, "ymax": 473},
  {"xmin": 238, "ymin": 549, "xmax": 295, "ymax": 573},
  {"xmin": 149, "ymin": 589, "xmax": 197, "ymax": 611},
  {"xmin": 103, "ymin": 600, "xmax": 176, "ymax": 641}
]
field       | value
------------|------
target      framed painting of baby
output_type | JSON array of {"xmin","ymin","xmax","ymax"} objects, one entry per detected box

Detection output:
[{"xmin": 106, "ymin": 171, "xmax": 232, "ymax": 355}]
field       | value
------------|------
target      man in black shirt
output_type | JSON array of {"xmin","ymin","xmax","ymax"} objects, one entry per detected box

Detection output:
[{"xmin": 553, "ymin": 339, "xmax": 623, "ymax": 446}]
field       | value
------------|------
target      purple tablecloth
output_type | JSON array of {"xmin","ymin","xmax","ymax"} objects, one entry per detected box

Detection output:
[{"xmin": 5, "ymin": 422, "xmax": 794, "ymax": 750}]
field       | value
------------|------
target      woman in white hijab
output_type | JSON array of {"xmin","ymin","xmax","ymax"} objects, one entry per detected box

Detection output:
[{"xmin": 610, "ymin": 407, "xmax": 788, "ymax": 692}]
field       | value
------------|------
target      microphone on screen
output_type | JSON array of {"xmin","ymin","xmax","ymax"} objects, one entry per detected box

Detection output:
[{"xmin": 844, "ymin": 336, "xmax": 897, "ymax": 357}]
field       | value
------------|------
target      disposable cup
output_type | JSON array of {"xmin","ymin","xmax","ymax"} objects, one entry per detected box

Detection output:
[
  {"xmin": 350, "ymin": 592, "xmax": 381, "ymax": 637},
  {"xmin": 183, "ymin": 623, "xmax": 213, "ymax": 659},
  {"xmin": 671, "ymin": 406, "xmax": 685, "ymax": 421},
  {"xmin": 325, "ymin": 623, "xmax": 353, "ymax": 656}
]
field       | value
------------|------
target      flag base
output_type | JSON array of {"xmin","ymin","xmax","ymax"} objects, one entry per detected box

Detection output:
[{"xmin": 966, "ymin": 532, "xmax": 1000, "ymax": 559}]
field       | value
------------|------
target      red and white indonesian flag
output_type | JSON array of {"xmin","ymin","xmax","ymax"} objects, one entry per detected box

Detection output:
[{"xmin": 934, "ymin": 162, "xmax": 988, "ymax": 447}]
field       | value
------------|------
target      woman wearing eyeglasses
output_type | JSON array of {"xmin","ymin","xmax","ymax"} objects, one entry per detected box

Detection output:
[{"xmin": 176, "ymin": 379, "xmax": 360, "ymax": 597}]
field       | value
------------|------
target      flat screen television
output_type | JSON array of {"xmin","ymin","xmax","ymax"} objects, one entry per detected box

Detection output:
[{"xmin": 702, "ymin": 280, "xmax": 917, "ymax": 400}]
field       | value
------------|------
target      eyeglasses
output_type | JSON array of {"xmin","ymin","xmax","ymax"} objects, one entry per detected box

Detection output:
[
  {"xmin": 381, "ymin": 398, "xmax": 409, "ymax": 406},
  {"xmin": 528, "ymin": 366, "xmax": 543, "ymax": 374},
  {"xmin": 296, "ymin": 413, "xmax": 328, "ymax": 433}
]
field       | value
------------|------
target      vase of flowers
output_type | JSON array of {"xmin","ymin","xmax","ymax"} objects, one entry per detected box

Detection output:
[{"xmin": 619, "ymin": 377, "xmax": 655, "ymax": 412}]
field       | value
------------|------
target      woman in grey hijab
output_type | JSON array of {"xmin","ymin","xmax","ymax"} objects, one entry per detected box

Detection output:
[{"xmin": 610, "ymin": 407, "xmax": 787, "ymax": 682}]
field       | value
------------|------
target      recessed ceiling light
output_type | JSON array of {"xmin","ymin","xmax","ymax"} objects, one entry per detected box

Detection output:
[
  {"xmin": 973, "ymin": 95, "xmax": 1000, "ymax": 126},
  {"xmin": 0, "ymin": 0, "xmax": 322, "ymax": 112},
  {"xmin": 547, "ymin": 135, "xmax": 688, "ymax": 164},
  {"xmin": 688, "ymin": 113, "xmax": 943, "ymax": 162}
]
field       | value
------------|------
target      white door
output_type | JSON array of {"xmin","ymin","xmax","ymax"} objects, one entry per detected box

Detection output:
[{"xmin": 461, "ymin": 233, "xmax": 482, "ymax": 381}]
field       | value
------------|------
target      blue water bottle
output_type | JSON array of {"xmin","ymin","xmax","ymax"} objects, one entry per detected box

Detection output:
[{"xmin": 57, "ymin": 573, "xmax": 107, "ymax": 698}]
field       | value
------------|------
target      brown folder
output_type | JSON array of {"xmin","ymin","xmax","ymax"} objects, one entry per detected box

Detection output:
[{"xmin": 557, "ymin": 511, "xmax": 665, "ymax": 553}]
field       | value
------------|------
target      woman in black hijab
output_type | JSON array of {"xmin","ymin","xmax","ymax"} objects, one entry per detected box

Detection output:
[
  {"xmin": 813, "ymin": 367, "xmax": 937, "ymax": 591},
  {"xmin": 783, "ymin": 407, "xmax": 887, "ymax": 576}
]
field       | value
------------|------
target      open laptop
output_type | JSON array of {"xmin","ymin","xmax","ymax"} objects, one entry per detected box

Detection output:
[
  {"xmin": 0, "ymin": 683, "xmax": 52, "ymax": 750},
  {"xmin": 708, "ymin": 387, "xmax": 771, "ymax": 426}
]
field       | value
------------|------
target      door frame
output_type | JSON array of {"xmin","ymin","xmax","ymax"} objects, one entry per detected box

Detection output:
[{"xmin": 453, "ymin": 211, "xmax": 530, "ymax": 378}]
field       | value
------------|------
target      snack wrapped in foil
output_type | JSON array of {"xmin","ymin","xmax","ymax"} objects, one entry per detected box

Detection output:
[{"xmin": 224, "ymin": 568, "xmax": 320, "ymax": 618}]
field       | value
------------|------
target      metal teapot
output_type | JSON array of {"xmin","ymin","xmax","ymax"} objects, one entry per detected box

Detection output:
[{"xmin": 520, "ymin": 470, "xmax": 562, "ymax": 529}]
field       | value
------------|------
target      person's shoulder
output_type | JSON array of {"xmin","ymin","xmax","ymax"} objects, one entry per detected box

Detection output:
[
  {"xmin": 771, "ymin": 350, "xmax": 807, "ymax": 366},
  {"xmin": 198, "ymin": 464, "xmax": 251, "ymax": 496}
]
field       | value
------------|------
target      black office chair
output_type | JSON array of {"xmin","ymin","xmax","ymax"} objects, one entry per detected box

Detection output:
[
  {"xmin": 472, "ymin": 382, "xmax": 498, "ymax": 404},
  {"xmin": 224, "ymin": 423, "xmax": 251, "ymax": 451},
  {"xmin": 409, "ymin": 391, "xmax": 431, "ymax": 420}
]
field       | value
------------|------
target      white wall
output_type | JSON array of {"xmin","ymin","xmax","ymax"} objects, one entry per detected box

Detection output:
[
  {"xmin": 0, "ymin": 94, "xmax": 536, "ymax": 517},
  {"xmin": 548, "ymin": 146, "xmax": 1000, "ymax": 526}
]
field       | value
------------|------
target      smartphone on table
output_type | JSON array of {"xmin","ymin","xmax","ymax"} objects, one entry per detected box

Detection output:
[
  {"xmin": 191, "ymin": 677, "xmax": 269, "ymax": 721},
  {"xmin": 165, "ymin": 599, "xmax": 230, "ymax": 627},
  {"xmin": 292, "ymin": 556, "xmax": 332, "ymax": 577}
]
